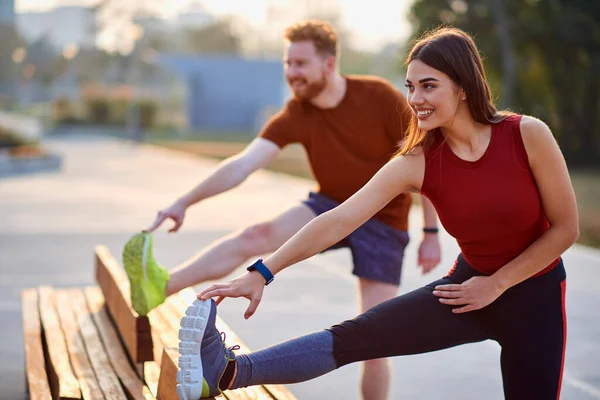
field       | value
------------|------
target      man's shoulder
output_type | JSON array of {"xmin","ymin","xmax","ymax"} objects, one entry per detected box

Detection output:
[
  {"xmin": 275, "ymin": 97, "xmax": 310, "ymax": 119},
  {"xmin": 346, "ymin": 75, "xmax": 406, "ymax": 103}
]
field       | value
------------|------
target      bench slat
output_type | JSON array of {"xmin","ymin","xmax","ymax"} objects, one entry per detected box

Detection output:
[
  {"xmin": 21, "ymin": 288, "xmax": 52, "ymax": 400},
  {"xmin": 95, "ymin": 245, "xmax": 153, "ymax": 363},
  {"xmin": 144, "ymin": 303, "xmax": 184, "ymax": 396},
  {"xmin": 85, "ymin": 287, "xmax": 156, "ymax": 400},
  {"xmin": 156, "ymin": 348, "xmax": 184, "ymax": 400},
  {"xmin": 142, "ymin": 327, "xmax": 164, "ymax": 397},
  {"xmin": 70, "ymin": 289, "xmax": 127, "ymax": 399},
  {"xmin": 143, "ymin": 361, "xmax": 161, "ymax": 399},
  {"xmin": 38, "ymin": 286, "xmax": 82, "ymax": 399},
  {"xmin": 55, "ymin": 290, "xmax": 104, "ymax": 400}
]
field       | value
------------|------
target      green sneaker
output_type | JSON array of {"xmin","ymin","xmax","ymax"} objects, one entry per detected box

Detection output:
[{"xmin": 122, "ymin": 232, "xmax": 170, "ymax": 316}]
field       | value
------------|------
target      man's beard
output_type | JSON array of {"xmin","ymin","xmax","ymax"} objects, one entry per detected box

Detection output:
[{"xmin": 288, "ymin": 72, "xmax": 328, "ymax": 101}]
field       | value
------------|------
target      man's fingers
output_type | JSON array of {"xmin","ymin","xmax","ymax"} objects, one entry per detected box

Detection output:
[
  {"xmin": 421, "ymin": 259, "xmax": 436, "ymax": 273},
  {"xmin": 146, "ymin": 214, "xmax": 166, "ymax": 232},
  {"xmin": 244, "ymin": 296, "xmax": 262, "ymax": 320},
  {"xmin": 169, "ymin": 218, "xmax": 182, "ymax": 233}
]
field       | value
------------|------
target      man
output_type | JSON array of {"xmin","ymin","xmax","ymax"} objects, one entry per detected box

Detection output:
[{"xmin": 126, "ymin": 20, "xmax": 441, "ymax": 400}]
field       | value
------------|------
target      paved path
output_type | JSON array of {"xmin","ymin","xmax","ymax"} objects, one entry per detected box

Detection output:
[{"xmin": 1, "ymin": 134, "xmax": 598, "ymax": 399}]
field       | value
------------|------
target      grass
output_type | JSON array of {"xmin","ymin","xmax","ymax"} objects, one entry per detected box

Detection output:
[
  {"xmin": 151, "ymin": 137, "xmax": 600, "ymax": 249},
  {"xmin": 570, "ymin": 170, "xmax": 600, "ymax": 248}
]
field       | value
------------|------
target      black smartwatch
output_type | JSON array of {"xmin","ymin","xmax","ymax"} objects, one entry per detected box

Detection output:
[{"xmin": 247, "ymin": 259, "xmax": 275, "ymax": 286}]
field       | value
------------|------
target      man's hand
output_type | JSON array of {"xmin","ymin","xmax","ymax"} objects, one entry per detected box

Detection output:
[
  {"xmin": 145, "ymin": 200, "xmax": 187, "ymax": 233},
  {"xmin": 418, "ymin": 234, "xmax": 441, "ymax": 274},
  {"xmin": 433, "ymin": 276, "xmax": 506, "ymax": 314},
  {"xmin": 199, "ymin": 272, "xmax": 266, "ymax": 319}
]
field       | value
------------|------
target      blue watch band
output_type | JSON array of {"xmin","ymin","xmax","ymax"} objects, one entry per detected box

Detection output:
[{"xmin": 247, "ymin": 259, "xmax": 275, "ymax": 286}]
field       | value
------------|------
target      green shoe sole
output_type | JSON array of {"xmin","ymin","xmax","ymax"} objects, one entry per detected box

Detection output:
[{"xmin": 122, "ymin": 232, "xmax": 169, "ymax": 316}]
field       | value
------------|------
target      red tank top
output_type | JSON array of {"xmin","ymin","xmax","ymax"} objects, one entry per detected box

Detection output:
[{"xmin": 421, "ymin": 115, "xmax": 559, "ymax": 275}]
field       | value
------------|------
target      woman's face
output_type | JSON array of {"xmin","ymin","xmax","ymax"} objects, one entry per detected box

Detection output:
[{"xmin": 405, "ymin": 59, "xmax": 464, "ymax": 131}]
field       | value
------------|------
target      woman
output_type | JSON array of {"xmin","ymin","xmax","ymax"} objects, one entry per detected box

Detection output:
[{"xmin": 176, "ymin": 27, "xmax": 578, "ymax": 400}]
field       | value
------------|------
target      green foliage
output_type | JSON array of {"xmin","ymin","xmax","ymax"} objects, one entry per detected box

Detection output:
[
  {"xmin": 85, "ymin": 98, "xmax": 111, "ymax": 125},
  {"xmin": 0, "ymin": 23, "xmax": 26, "ymax": 86},
  {"xmin": 73, "ymin": 97, "xmax": 159, "ymax": 128},
  {"xmin": 138, "ymin": 100, "xmax": 157, "ymax": 129},
  {"xmin": 407, "ymin": 0, "xmax": 600, "ymax": 166},
  {"xmin": 185, "ymin": 19, "xmax": 242, "ymax": 54}
]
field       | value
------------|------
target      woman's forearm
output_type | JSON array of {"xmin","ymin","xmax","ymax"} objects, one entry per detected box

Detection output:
[
  {"xmin": 491, "ymin": 224, "xmax": 579, "ymax": 291},
  {"xmin": 262, "ymin": 155, "xmax": 417, "ymax": 275},
  {"xmin": 263, "ymin": 210, "xmax": 353, "ymax": 274}
]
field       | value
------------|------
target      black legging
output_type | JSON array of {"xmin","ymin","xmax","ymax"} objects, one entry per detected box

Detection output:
[{"xmin": 328, "ymin": 255, "xmax": 567, "ymax": 400}]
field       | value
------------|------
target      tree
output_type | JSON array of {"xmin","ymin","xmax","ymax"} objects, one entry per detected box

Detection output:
[
  {"xmin": 185, "ymin": 18, "xmax": 242, "ymax": 55},
  {"xmin": 0, "ymin": 23, "xmax": 27, "ymax": 86}
]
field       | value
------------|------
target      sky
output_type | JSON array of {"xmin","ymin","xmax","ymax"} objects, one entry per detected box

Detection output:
[{"xmin": 15, "ymin": 0, "xmax": 413, "ymax": 51}]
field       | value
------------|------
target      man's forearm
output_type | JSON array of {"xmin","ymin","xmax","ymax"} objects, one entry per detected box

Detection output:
[
  {"xmin": 421, "ymin": 195, "xmax": 439, "ymax": 229},
  {"xmin": 179, "ymin": 157, "xmax": 252, "ymax": 207}
]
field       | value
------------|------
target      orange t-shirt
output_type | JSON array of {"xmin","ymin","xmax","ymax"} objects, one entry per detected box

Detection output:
[{"xmin": 259, "ymin": 75, "xmax": 412, "ymax": 230}]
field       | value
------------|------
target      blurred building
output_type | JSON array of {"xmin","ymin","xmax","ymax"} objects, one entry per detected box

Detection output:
[
  {"xmin": 17, "ymin": 6, "xmax": 96, "ymax": 50},
  {"xmin": 0, "ymin": 0, "xmax": 15, "ymax": 23},
  {"xmin": 157, "ymin": 54, "xmax": 284, "ymax": 132}
]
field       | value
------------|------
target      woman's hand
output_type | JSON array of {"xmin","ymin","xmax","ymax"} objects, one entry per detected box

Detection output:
[
  {"xmin": 433, "ymin": 276, "xmax": 505, "ymax": 314},
  {"xmin": 198, "ymin": 271, "xmax": 267, "ymax": 319}
]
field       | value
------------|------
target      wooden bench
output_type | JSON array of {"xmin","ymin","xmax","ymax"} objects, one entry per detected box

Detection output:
[{"xmin": 22, "ymin": 245, "xmax": 298, "ymax": 400}]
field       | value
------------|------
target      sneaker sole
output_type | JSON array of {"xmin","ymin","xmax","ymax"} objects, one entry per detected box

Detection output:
[
  {"xmin": 123, "ymin": 234, "xmax": 150, "ymax": 315},
  {"xmin": 176, "ymin": 299, "xmax": 211, "ymax": 400}
]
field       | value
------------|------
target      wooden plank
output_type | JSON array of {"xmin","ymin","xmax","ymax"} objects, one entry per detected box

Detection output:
[
  {"xmin": 144, "ymin": 300, "xmax": 185, "ymax": 396},
  {"xmin": 95, "ymin": 245, "xmax": 153, "ymax": 363},
  {"xmin": 70, "ymin": 289, "xmax": 127, "ymax": 399},
  {"xmin": 143, "ymin": 361, "xmax": 161, "ymax": 399},
  {"xmin": 155, "ymin": 347, "xmax": 221, "ymax": 400},
  {"xmin": 54, "ymin": 290, "xmax": 103, "ymax": 400},
  {"xmin": 38, "ymin": 286, "xmax": 82, "ymax": 400},
  {"xmin": 84, "ymin": 287, "xmax": 156, "ymax": 400},
  {"xmin": 156, "ymin": 348, "xmax": 185, "ymax": 400},
  {"xmin": 21, "ymin": 288, "xmax": 52, "ymax": 400}
]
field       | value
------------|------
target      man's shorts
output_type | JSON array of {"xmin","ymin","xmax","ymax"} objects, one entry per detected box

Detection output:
[{"xmin": 302, "ymin": 192, "xmax": 410, "ymax": 286}]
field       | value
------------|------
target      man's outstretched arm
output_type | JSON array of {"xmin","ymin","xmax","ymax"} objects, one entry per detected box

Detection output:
[{"xmin": 146, "ymin": 138, "xmax": 281, "ymax": 232}]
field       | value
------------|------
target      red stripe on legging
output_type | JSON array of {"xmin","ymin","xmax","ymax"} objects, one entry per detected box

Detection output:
[
  {"xmin": 556, "ymin": 280, "xmax": 567, "ymax": 400},
  {"xmin": 446, "ymin": 258, "xmax": 459, "ymax": 276}
]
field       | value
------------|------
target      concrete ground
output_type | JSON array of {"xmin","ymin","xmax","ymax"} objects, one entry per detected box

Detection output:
[{"xmin": 1, "ymin": 134, "xmax": 598, "ymax": 399}]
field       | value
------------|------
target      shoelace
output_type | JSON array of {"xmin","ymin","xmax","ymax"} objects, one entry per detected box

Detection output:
[{"xmin": 220, "ymin": 331, "xmax": 241, "ymax": 357}]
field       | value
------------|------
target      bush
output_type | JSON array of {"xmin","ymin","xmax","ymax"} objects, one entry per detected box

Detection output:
[
  {"xmin": 51, "ymin": 98, "xmax": 86, "ymax": 125},
  {"xmin": 108, "ymin": 99, "xmax": 128, "ymax": 126},
  {"xmin": 85, "ymin": 98, "xmax": 111, "ymax": 125},
  {"xmin": 138, "ymin": 100, "xmax": 157, "ymax": 129},
  {"xmin": 60, "ymin": 96, "xmax": 160, "ymax": 129}
]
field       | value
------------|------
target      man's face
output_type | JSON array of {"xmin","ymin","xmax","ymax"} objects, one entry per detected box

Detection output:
[{"xmin": 284, "ymin": 40, "xmax": 329, "ymax": 100}]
